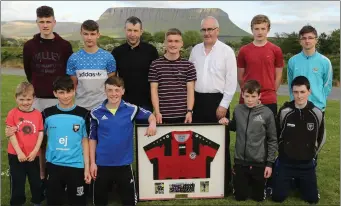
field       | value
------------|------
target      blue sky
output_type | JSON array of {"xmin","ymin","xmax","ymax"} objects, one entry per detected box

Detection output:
[{"xmin": 1, "ymin": 1, "xmax": 340, "ymax": 36}]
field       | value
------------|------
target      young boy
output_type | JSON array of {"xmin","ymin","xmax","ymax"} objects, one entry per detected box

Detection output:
[
  {"xmin": 272, "ymin": 76, "xmax": 325, "ymax": 204},
  {"xmin": 219, "ymin": 80, "xmax": 278, "ymax": 201},
  {"xmin": 5, "ymin": 82, "xmax": 44, "ymax": 206},
  {"xmin": 41, "ymin": 76, "xmax": 91, "ymax": 205},
  {"xmin": 89, "ymin": 76, "xmax": 156, "ymax": 206},
  {"xmin": 67, "ymin": 19, "xmax": 116, "ymax": 111}
]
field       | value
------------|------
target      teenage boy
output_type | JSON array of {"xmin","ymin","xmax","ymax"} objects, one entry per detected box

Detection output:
[
  {"xmin": 89, "ymin": 76, "xmax": 156, "ymax": 206},
  {"xmin": 5, "ymin": 82, "xmax": 44, "ymax": 206},
  {"xmin": 67, "ymin": 19, "xmax": 116, "ymax": 111},
  {"xmin": 41, "ymin": 76, "xmax": 91, "ymax": 205},
  {"xmin": 23, "ymin": 5, "xmax": 73, "ymax": 111},
  {"xmin": 149, "ymin": 28, "xmax": 196, "ymax": 124},
  {"xmin": 272, "ymin": 76, "xmax": 325, "ymax": 204},
  {"xmin": 219, "ymin": 80, "xmax": 278, "ymax": 201},
  {"xmin": 287, "ymin": 25, "xmax": 333, "ymax": 112},
  {"xmin": 237, "ymin": 14, "xmax": 284, "ymax": 116}
]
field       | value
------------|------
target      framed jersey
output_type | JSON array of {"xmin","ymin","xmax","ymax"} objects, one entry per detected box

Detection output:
[{"xmin": 136, "ymin": 123, "xmax": 225, "ymax": 201}]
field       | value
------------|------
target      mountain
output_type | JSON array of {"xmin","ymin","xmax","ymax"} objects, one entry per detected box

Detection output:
[{"xmin": 1, "ymin": 7, "xmax": 250, "ymax": 41}]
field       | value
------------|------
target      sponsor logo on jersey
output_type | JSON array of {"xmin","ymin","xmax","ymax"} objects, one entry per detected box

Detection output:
[
  {"xmin": 287, "ymin": 123, "xmax": 295, "ymax": 127},
  {"xmin": 73, "ymin": 124, "xmax": 80, "ymax": 132},
  {"xmin": 79, "ymin": 71, "xmax": 102, "ymax": 77}
]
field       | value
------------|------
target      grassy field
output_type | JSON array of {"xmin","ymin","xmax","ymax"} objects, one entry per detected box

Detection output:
[{"xmin": 1, "ymin": 74, "xmax": 340, "ymax": 205}]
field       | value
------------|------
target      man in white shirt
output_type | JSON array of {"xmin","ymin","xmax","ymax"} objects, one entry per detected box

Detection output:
[{"xmin": 189, "ymin": 16, "xmax": 237, "ymax": 197}]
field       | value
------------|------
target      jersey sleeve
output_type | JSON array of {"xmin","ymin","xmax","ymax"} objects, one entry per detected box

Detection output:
[
  {"xmin": 148, "ymin": 61, "xmax": 159, "ymax": 82},
  {"xmin": 66, "ymin": 54, "xmax": 77, "ymax": 76},
  {"xmin": 237, "ymin": 47, "xmax": 246, "ymax": 68},
  {"xmin": 135, "ymin": 107, "xmax": 152, "ymax": 121},
  {"xmin": 106, "ymin": 53, "xmax": 117, "ymax": 74},
  {"xmin": 186, "ymin": 62, "xmax": 197, "ymax": 82},
  {"xmin": 274, "ymin": 47, "xmax": 284, "ymax": 68},
  {"xmin": 287, "ymin": 58, "xmax": 294, "ymax": 100},
  {"xmin": 81, "ymin": 112, "xmax": 89, "ymax": 138},
  {"xmin": 143, "ymin": 139, "xmax": 164, "ymax": 161},
  {"xmin": 5, "ymin": 109, "xmax": 16, "ymax": 127},
  {"xmin": 89, "ymin": 112, "xmax": 98, "ymax": 140},
  {"xmin": 37, "ymin": 112, "xmax": 44, "ymax": 132},
  {"xmin": 200, "ymin": 136, "xmax": 220, "ymax": 159}
]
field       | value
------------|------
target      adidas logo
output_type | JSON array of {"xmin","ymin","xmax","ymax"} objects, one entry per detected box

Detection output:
[
  {"xmin": 101, "ymin": 115, "xmax": 108, "ymax": 120},
  {"xmin": 253, "ymin": 115, "xmax": 264, "ymax": 122}
]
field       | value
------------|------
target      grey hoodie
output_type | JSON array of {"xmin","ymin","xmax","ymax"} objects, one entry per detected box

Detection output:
[{"xmin": 229, "ymin": 104, "xmax": 278, "ymax": 167}]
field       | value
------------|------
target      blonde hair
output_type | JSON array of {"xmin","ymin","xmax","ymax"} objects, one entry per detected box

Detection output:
[
  {"xmin": 251, "ymin": 14, "xmax": 271, "ymax": 30},
  {"xmin": 15, "ymin": 81, "xmax": 35, "ymax": 97}
]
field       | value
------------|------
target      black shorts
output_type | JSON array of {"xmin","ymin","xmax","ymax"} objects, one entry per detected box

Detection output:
[{"xmin": 46, "ymin": 162, "xmax": 87, "ymax": 206}]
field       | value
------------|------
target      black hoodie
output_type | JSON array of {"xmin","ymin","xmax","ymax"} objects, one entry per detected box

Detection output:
[{"xmin": 23, "ymin": 32, "xmax": 73, "ymax": 98}]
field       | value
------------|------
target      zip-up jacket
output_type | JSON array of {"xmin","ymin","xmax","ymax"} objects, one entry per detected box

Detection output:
[
  {"xmin": 23, "ymin": 32, "xmax": 73, "ymax": 98},
  {"xmin": 229, "ymin": 104, "xmax": 278, "ymax": 167},
  {"xmin": 277, "ymin": 101, "xmax": 325, "ymax": 163}
]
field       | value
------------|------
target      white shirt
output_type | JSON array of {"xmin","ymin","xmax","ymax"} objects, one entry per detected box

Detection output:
[{"xmin": 189, "ymin": 40, "xmax": 237, "ymax": 109}]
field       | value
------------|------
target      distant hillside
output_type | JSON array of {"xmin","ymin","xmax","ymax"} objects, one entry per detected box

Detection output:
[{"xmin": 1, "ymin": 7, "xmax": 250, "ymax": 41}]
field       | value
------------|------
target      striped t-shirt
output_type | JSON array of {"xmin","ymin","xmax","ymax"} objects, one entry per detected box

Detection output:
[{"xmin": 148, "ymin": 56, "xmax": 197, "ymax": 120}]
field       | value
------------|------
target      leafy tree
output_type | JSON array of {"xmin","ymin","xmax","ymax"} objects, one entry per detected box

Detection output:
[
  {"xmin": 182, "ymin": 30, "xmax": 202, "ymax": 48},
  {"xmin": 141, "ymin": 31, "xmax": 154, "ymax": 42},
  {"xmin": 240, "ymin": 36, "xmax": 253, "ymax": 46},
  {"xmin": 277, "ymin": 32, "xmax": 301, "ymax": 54},
  {"xmin": 153, "ymin": 31, "xmax": 166, "ymax": 43},
  {"xmin": 1, "ymin": 35, "xmax": 5, "ymax": 46}
]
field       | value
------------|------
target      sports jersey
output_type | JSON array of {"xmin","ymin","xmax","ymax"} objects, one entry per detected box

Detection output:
[
  {"xmin": 66, "ymin": 48, "xmax": 116, "ymax": 110},
  {"xmin": 42, "ymin": 104, "xmax": 89, "ymax": 168},
  {"xmin": 287, "ymin": 51, "xmax": 333, "ymax": 111},
  {"xmin": 144, "ymin": 131, "xmax": 220, "ymax": 180},
  {"xmin": 89, "ymin": 99, "xmax": 152, "ymax": 166},
  {"xmin": 6, "ymin": 108, "xmax": 44, "ymax": 156}
]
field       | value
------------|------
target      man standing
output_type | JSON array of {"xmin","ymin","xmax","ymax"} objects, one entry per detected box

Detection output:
[
  {"xmin": 287, "ymin": 25, "xmax": 333, "ymax": 113},
  {"xmin": 237, "ymin": 14, "xmax": 284, "ymax": 116},
  {"xmin": 149, "ymin": 28, "xmax": 196, "ymax": 124},
  {"xmin": 189, "ymin": 16, "xmax": 237, "ymax": 196},
  {"xmin": 67, "ymin": 20, "xmax": 116, "ymax": 111},
  {"xmin": 23, "ymin": 5, "xmax": 73, "ymax": 112},
  {"xmin": 111, "ymin": 16, "xmax": 159, "ymax": 119}
]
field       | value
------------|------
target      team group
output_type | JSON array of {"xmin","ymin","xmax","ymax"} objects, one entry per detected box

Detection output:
[{"xmin": 5, "ymin": 5, "xmax": 333, "ymax": 206}]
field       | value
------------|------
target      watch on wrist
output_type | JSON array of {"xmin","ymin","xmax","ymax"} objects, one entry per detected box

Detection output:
[{"xmin": 187, "ymin": 109, "xmax": 193, "ymax": 114}]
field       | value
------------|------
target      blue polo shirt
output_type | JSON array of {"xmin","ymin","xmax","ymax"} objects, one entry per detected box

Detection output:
[{"xmin": 89, "ymin": 99, "xmax": 151, "ymax": 166}]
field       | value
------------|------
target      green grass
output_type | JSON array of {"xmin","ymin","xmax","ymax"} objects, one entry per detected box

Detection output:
[{"xmin": 1, "ymin": 74, "xmax": 340, "ymax": 205}]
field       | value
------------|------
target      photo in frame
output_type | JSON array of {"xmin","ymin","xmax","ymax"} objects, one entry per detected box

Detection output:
[{"xmin": 136, "ymin": 123, "xmax": 226, "ymax": 201}]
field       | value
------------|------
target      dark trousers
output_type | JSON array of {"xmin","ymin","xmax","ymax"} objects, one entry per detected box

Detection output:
[
  {"xmin": 46, "ymin": 162, "xmax": 87, "ymax": 206},
  {"xmin": 264, "ymin": 103, "xmax": 277, "ymax": 116},
  {"xmin": 233, "ymin": 164, "xmax": 266, "ymax": 201},
  {"xmin": 193, "ymin": 92, "xmax": 232, "ymax": 196},
  {"xmin": 272, "ymin": 158, "xmax": 319, "ymax": 204},
  {"xmin": 162, "ymin": 117, "xmax": 185, "ymax": 124},
  {"xmin": 94, "ymin": 165, "xmax": 137, "ymax": 206},
  {"xmin": 8, "ymin": 153, "xmax": 42, "ymax": 206}
]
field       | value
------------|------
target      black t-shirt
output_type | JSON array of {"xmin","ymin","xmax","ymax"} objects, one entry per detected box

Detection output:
[{"xmin": 111, "ymin": 42, "xmax": 159, "ymax": 110}]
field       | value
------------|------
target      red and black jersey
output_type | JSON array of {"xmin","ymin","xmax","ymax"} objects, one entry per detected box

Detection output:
[{"xmin": 143, "ymin": 131, "xmax": 220, "ymax": 180}]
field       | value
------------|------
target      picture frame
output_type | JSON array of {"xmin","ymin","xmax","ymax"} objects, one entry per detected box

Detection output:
[{"xmin": 135, "ymin": 123, "xmax": 226, "ymax": 201}]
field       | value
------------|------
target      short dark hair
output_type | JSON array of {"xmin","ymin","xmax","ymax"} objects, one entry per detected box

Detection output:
[
  {"xmin": 36, "ymin": 6, "xmax": 54, "ymax": 18},
  {"xmin": 53, "ymin": 76, "xmax": 74, "ymax": 92},
  {"xmin": 166, "ymin": 28, "xmax": 182, "ymax": 37},
  {"xmin": 299, "ymin": 25, "xmax": 317, "ymax": 38},
  {"xmin": 125, "ymin": 16, "xmax": 142, "ymax": 29},
  {"xmin": 291, "ymin": 76, "xmax": 310, "ymax": 90},
  {"xmin": 243, "ymin": 80, "xmax": 261, "ymax": 95},
  {"xmin": 81, "ymin": 20, "xmax": 99, "ymax": 32},
  {"xmin": 105, "ymin": 76, "xmax": 125, "ymax": 88}
]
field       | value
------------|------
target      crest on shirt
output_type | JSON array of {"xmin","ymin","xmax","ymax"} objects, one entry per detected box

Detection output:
[
  {"xmin": 307, "ymin": 123, "xmax": 314, "ymax": 131},
  {"xmin": 189, "ymin": 152, "xmax": 197, "ymax": 160},
  {"xmin": 313, "ymin": 68, "xmax": 319, "ymax": 72},
  {"xmin": 73, "ymin": 124, "xmax": 80, "ymax": 132}
]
